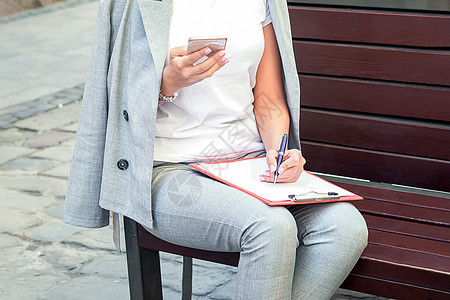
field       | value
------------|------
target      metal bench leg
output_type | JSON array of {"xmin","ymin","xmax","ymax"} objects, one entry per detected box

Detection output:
[
  {"xmin": 124, "ymin": 216, "xmax": 163, "ymax": 300},
  {"xmin": 182, "ymin": 256, "xmax": 193, "ymax": 300}
]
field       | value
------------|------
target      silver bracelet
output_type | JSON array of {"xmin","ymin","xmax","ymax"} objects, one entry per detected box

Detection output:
[{"xmin": 159, "ymin": 90, "xmax": 178, "ymax": 102}]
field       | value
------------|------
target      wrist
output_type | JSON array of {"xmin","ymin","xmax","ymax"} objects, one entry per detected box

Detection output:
[
  {"xmin": 160, "ymin": 85, "xmax": 178, "ymax": 98},
  {"xmin": 160, "ymin": 68, "xmax": 179, "ymax": 97}
]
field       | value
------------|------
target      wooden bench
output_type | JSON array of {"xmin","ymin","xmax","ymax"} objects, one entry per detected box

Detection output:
[{"xmin": 124, "ymin": 2, "xmax": 450, "ymax": 299}]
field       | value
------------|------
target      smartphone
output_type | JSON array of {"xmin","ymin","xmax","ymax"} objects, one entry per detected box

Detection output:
[{"xmin": 186, "ymin": 37, "xmax": 227, "ymax": 57}]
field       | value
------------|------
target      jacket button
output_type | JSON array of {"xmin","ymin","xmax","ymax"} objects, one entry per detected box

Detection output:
[
  {"xmin": 123, "ymin": 110, "xmax": 129, "ymax": 121},
  {"xmin": 117, "ymin": 159, "xmax": 129, "ymax": 170}
]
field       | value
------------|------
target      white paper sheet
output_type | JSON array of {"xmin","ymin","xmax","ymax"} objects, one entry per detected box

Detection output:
[{"xmin": 197, "ymin": 157, "xmax": 355, "ymax": 202}]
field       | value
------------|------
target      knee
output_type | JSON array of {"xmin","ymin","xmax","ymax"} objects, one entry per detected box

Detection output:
[
  {"xmin": 303, "ymin": 202, "xmax": 368, "ymax": 251},
  {"xmin": 242, "ymin": 207, "xmax": 299, "ymax": 251},
  {"xmin": 338, "ymin": 203, "xmax": 368, "ymax": 249}
]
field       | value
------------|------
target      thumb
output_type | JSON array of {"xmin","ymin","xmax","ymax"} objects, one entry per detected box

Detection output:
[{"xmin": 265, "ymin": 149, "xmax": 278, "ymax": 173}]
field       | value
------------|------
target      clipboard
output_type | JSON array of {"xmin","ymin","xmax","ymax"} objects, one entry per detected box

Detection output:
[{"xmin": 189, "ymin": 156, "xmax": 363, "ymax": 206}]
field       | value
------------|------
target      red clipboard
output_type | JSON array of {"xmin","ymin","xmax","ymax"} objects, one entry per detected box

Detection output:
[{"xmin": 189, "ymin": 156, "xmax": 363, "ymax": 206}]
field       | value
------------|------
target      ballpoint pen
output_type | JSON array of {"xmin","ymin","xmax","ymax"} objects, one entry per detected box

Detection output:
[{"xmin": 273, "ymin": 133, "xmax": 288, "ymax": 184}]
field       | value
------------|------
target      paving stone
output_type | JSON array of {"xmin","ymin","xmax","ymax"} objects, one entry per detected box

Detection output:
[
  {"xmin": 45, "ymin": 181, "xmax": 68, "ymax": 198},
  {"xmin": 30, "ymin": 144, "xmax": 74, "ymax": 161},
  {"xmin": 44, "ymin": 276, "xmax": 129, "ymax": 300},
  {"xmin": 0, "ymin": 104, "xmax": 28, "ymax": 116},
  {"xmin": 160, "ymin": 252, "xmax": 183, "ymax": 262},
  {"xmin": 191, "ymin": 261, "xmax": 236, "ymax": 297},
  {"xmin": 62, "ymin": 87, "xmax": 84, "ymax": 96},
  {"xmin": 61, "ymin": 137, "xmax": 75, "ymax": 147},
  {"xmin": 0, "ymin": 233, "xmax": 26, "ymax": 248},
  {"xmin": 14, "ymin": 101, "xmax": 81, "ymax": 132},
  {"xmin": 0, "ymin": 157, "xmax": 57, "ymax": 173},
  {"xmin": 1, "ymin": 85, "xmax": 69, "ymax": 111},
  {"xmin": 60, "ymin": 121, "xmax": 78, "ymax": 132},
  {"xmin": 0, "ymin": 249, "xmax": 71, "ymax": 300},
  {"xmin": 0, "ymin": 191, "xmax": 55, "ymax": 212},
  {"xmin": 159, "ymin": 254, "xmax": 236, "ymax": 299},
  {"xmin": 163, "ymin": 289, "xmax": 184, "ymax": 300},
  {"xmin": 44, "ymin": 202, "xmax": 65, "ymax": 218},
  {"xmin": 41, "ymin": 162, "xmax": 71, "ymax": 178},
  {"xmin": 0, "ymin": 128, "xmax": 35, "ymax": 145},
  {"xmin": 160, "ymin": 255, "xmax": 183, "ymax": 294},
  {"xmin": 0, "ymin": 146, "xmax": 34, "ymax": 165},
  {"xmin": 15, "ymin": 103, "xmax": 56, "ymax": 115},
  {"xmin": 0, "ymin": 175, "xmax": 65, "ymax": 192},
  {"xmin": 0, "ymin": 207, "xmax": 43, "ymax": 233},
  {"xmin": 0, "ymin": 114, "xmax": 17, "ymax": 123},
  {"xmin": 63, "ymin": 225, "xmax": 118, "ymax": 251},
  {"xmin": 14, "ymin": 106, "xmax": 52, "ymax": 119},
  {"xmin": 29, "ymin": 220, "xmax": 81, "ymax": 243},
  {"xmin": 0, "ymin": 233, "xmax": 30, "ymax": 272},
  {"xmin": 52, "ymin": 96, "xmax": 81, "ymax": 107},
  {"xmin": 35, "ymin": 95, "xmax": 56, "ymax": 104},
  {"xmin": 37, "ymin": 242, "xmax": 108, "ymax": 276},
  {"xmin": 206, "ymin": 277, "xmax": 236, "ymax": 300},
  {"xmin": 0, "ymin": 121, "xmax": 14, "ymax": 129},
  {"xmin": 81, "ymin": 254, "xmax": 128, "ymax": 279},
  {"xmin": 23, "ymin": 130, "xmax": 75, "ymax": 148}
]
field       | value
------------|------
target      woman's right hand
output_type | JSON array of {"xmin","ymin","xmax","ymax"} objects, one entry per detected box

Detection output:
[{"xmin": 160, "ymin": 46, "xmax": 229, "ymax": 97}]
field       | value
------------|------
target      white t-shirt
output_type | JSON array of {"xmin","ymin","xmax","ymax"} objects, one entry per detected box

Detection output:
[{"xmin": 154, "ymin": 0, "xmax": 271, "ymax": 162}]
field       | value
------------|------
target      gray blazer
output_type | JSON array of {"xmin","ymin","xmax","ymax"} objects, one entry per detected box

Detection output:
[{"xmin": 63, "ymin": 0, "xmax": 301, "ymax": 229}]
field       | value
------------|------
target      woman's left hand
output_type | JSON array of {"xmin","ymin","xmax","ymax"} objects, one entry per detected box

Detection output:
[{"xmin": 259, "ymin": 149, "xmax": 306, "ymax": 183}]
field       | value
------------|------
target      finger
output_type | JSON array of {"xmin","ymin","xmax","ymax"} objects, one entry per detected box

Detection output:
[
  {"xmin": 183, "ymin": 47, "xmax": 213, "ymax": 66},
  {"xmin": 191, "ymin": 50, "xmax": 227, "ymax": 75},
  {"xmin": 170, "ymin": 46, "xmax": 187, "ymax": 58},
  {"xmin": 258, "ymin": 169, "xmax": 273, "ymax": 182},
  {"xmin": 259, "ymin": 167, "xmax": 301, "ymax": 183},
  {"xmin": 265, "ymin": 149, "xmax": 278, "ymax": 173},
  {"xmin": 281, "ymin": 165, "xmax": 303, "ymax": 180},
  {"xmin": 278, "ymin": 154, "xmax": 301, "ymax": 175},
  {"xmin": 194, "ymin": 61, "xmax": 225, "ymax": 81}
]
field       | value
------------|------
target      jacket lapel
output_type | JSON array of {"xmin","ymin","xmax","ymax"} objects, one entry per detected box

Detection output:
[{"xmin": 136, "ymin": 0, "xmax": 171, "ymax": 79}]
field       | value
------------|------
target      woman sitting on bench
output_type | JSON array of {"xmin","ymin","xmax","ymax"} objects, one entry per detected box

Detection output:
[{"xmin": 64, "ymin": 0, "xmax": 368, "ymax": 299}]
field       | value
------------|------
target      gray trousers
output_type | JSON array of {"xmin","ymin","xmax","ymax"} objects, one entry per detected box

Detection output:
[{"xmin": 147, "ymin": 152, "xmax": 368, "ymax": 300}]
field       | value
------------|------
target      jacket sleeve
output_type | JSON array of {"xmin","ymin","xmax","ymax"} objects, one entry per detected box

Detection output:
[{"xmin": 63, "ymin": 1, "xmax": 112, "ymax": 228}]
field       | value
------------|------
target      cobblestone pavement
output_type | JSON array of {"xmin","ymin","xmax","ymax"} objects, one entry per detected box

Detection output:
[{"xmin": 0, "ymin": 1, "xmax": 391, "ymax": 299}]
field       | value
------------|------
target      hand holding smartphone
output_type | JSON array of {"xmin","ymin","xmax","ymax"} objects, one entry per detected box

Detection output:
[{"xmin": 160, "ymin": 37, "xmax": 229, "ymax": 97}]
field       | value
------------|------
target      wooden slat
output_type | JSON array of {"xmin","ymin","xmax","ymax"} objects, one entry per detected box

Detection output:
[
  {"xmin": 368, "ymin": 229, "xmax": 450, "ymax": 257},
  {"xmin": 289, "ymin": 7, "xmax": 450, "ymax": 47},
  {"xmin": 361, "ymin": 244, "xmax": 450, "ymax": 279},
  {"xmin": 355, "ymin": 200, "xmax": 450, "ymax": 226},
  {"xmin": 352, "ymin": 253, "xmax": 450, "ymax": 294},
  {"xmin": 363, "ymin": 214, "xmax": 450, "ymax": 243},
  {"xmin": 301, "ymin": 141, "xmax": 450, "ymax": 192},
  {"xmin": 301, "ymin": 108, "xmax": 450, "ymax": 160},
  {"xmin": 300, "ymin": 75, "xmax": 450, "ymax": 122},
  {"xmin": 342, "ymin": 273, "xmax": 450, "ymax": 300},
  {"xmin": 334, "ymin": 182, "xmax": 450, "ymax": 211},
  {"xmin": 294, "ymin": 41, "xmax": 450, "ymax": 86}
]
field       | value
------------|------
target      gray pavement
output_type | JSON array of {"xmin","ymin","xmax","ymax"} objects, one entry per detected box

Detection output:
[{"xmin": 0, "ymin": 1, "xmax": 389, "ymax": 299}]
